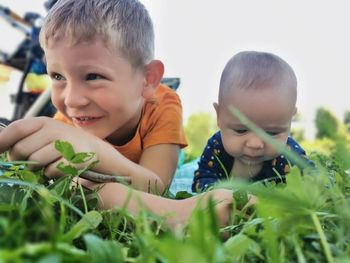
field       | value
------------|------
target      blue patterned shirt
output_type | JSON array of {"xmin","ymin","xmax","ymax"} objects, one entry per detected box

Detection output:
[{"xmin": 192, "ymin": 131, "xmax": 311, "ymax": 192}]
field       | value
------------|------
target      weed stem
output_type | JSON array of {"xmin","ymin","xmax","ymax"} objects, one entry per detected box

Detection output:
[{"xmin": 311, "ymin": 212, "xmax": 334, "ymax": 263}]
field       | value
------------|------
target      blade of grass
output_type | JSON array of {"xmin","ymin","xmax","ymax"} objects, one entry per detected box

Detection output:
[
  {"xmin": 229, "ymin": 105, "xmax": 310, "ymax": 169},
  {"xmin": 0, "ymin": 178, "xmax": 84, "ymax": 217},
  {"xmin": 311, "ymin": 212, "xmax": 334, "ymax": 263}
]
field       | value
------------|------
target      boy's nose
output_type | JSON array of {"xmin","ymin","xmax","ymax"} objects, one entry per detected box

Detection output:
[
  {"xmin": 245, "ymin": 135, "xmax": 264, "ymax": 150},
  {"xmin": 64, "ymin": 83, "xmax": 89, "ymax": 108}
]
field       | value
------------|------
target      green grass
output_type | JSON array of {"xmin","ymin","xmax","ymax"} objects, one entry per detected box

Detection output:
[{"xmin": 0, "ymin": 133, "xmax": 349, "ymax": 262}]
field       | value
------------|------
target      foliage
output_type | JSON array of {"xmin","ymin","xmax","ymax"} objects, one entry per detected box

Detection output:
[
  {"xmin": 184, "ymin": 112, "xmax": 217, "ymax": 162},
  {"xmin": 0, "ymin": 135, "xmax": 350, "ymax": 262},
  {"xmin": 344, "ymin": 110, "xmax": 350, "ymax": 132},
  {"xmin": 290, "ymin": 112, "xmax": 306, "ymax": 142},
  {"xmin": 290, "ymin": 127, "xmax": 305, "ymax": 142},
  {"xmin": 315, "ymin": 107, "xmax": 339, "ymax": 139},
  {"xmin": 343, "ymin": 110, "xmax": 350, "ymax": 125}
]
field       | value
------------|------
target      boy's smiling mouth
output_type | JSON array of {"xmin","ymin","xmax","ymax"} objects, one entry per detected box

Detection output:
[{"xmin": 72, "ymin": 116, "xmax": 101, "ymax": 127}]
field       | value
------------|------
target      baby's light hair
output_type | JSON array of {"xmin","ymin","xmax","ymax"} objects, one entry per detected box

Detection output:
[
  {"xmin": 39, "ymin": 0, "xmax": 154, "ymax": 68},
  {"xmin": 218, "ymin": 51, "xmax": 297, "ymax": 103}
]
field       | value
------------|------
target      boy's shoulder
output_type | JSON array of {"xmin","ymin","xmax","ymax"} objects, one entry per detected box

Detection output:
[
  {"xmin": 139, "ymin": 83, "xmax": 187, "ymax": 147},
  {"xmin": 142, "ymin": 83, "xmax": 183, "ymax": 119},
  {"xmin": 152, "ymin": 83, "xmax": 181, "ymax": 103}
]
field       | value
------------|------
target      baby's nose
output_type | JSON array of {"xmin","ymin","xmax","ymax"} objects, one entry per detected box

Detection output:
[{"xmin": 246, "ymin": 135, "xmax": 264, "ymax": 149}]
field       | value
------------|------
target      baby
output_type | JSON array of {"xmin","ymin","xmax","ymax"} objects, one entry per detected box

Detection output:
[{"xmin": 193, "ymin": 51, "xmax": 311, "ymax": 192}]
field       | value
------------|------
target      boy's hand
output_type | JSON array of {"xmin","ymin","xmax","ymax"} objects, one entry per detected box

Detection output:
[
  {"xmin": 0, "ymin": 117, "xmax": 166, "ymax": 192},
  {"xmin": 0, "ymin": 117, "xmax": 109, "ymax": 178}
]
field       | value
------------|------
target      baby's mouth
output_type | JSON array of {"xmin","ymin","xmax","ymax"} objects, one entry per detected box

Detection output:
[{"xmin": 241, "ymin": 155, "xmax": 263, "ymax": 165}]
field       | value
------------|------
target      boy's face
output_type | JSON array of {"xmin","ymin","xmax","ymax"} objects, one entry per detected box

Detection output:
[
  {"xmin": 215, "ymin": 85, "xmax": 296, "ymax": 168},
  {"xmin": 45, "ymin": 39, "xmax": 147, "ymax": 144}
]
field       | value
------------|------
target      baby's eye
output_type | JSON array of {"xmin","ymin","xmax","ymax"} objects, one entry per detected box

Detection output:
[
  {"xmin": 234, "ymin": 129, "xmax": 248, "ymax": 134},
  {"xmin": 86, "ymin": 73, "xmax": 103, "ymax": 81},
  {"xmin": 266, "ymin": 131, "xmax": 280, "ymax": 136},
  {"xmin": 50, "ymin": 73, "xmax": 64, "ymax": 81}
]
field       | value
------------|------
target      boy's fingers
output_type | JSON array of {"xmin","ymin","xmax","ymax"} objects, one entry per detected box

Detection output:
[
  {"xmin": 0, "ymin": 118, "xmax": 45, "ymax": 153},
  {"xmin": 26, "ymin": 143, "xmax": 61, "ymax": 170},
  {"xmin": 44, "ymin": 158, "xmax": 67, "ymax": 179}
]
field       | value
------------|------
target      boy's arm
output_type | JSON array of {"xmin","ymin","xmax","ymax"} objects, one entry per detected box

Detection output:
[
  {"xmin": 0, "ymin": 117, "xmax": 163, "ymax": 192},
  {"xmin": 136, "ymin": 86, "xmax": 187, "ymax": 192},
  {"xmin": 138, "ymin": 144, "xmax": 180, "ymax": 191},
  {"xmin": 95, "ymin": 182, "xmax": 234, "ymax": 230}
]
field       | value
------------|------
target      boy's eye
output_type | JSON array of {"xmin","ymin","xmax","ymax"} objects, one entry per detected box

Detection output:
[
  {"xmin": 86, "ymin": 73, "xmax": 103, "ymax": 81},
  {"xmin": 50, "ymin": 73, "xmax": 64, "ymax": 81},
  {"xmin": 234, "ymin": 129, "xmax": 248, "ymax": 134}
]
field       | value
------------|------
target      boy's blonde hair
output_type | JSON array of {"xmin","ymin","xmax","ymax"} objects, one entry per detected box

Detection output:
[
  {"xmin": 219, "ymin": 51, "xmax": 297, "ymax": 104},
  {"xmin": 39, "ymin": 0, "xmax": 154, "ymax": 68}
]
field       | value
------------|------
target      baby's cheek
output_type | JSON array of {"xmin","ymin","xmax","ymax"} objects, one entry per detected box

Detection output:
[{"xmin": 265, "ymin": 146, "xmax": 282, "ymax": 160}]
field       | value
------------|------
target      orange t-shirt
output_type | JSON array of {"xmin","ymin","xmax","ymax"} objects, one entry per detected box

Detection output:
[{"xmin": 54, "ymin": 84, "xmax": 187, "ymax": 163}]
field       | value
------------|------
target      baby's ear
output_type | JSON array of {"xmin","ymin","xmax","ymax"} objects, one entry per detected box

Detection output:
[
  {"xmin": 143, "ymin": 60, "xmax": 164, "ymax": 99},
  {"xmin": 213, "ymin": 102, "xmax": 220, "ymax": 126}
]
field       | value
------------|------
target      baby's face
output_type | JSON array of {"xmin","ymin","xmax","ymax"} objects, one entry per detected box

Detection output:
[
  {"xmin": 45, "ymin": 38, "xmax": 146, "ymax": 144},
  {"xmin": 216, "ymin": 85, "xmax": 296, "ymax": 167}
]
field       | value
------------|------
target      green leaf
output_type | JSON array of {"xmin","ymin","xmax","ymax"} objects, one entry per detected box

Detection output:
[
  {"xmin": 48, "ymin": 176, "xmax": 72, "ymax": 197},
  {"xmin": 60, "ymin": 211, "xmax": 102, "ymax": 242},
  {"xmin": 233, "ymin": 189, "xmax": 249, "ymax": 209},
  {"xmin": 84, "ymin": 234, "xmax": 124, "ymax": 263},
  {"xmin": 57, "ymin": 162, "xmax": 78, "ymax": 176},
  {"xmin": 0, "ymin": 184, "xmax": 25, "ymax": 204},
  {"xmin": 37, "ymin": 254, "xmax": 62, "ymax": 263},
  {"xmin": 224, "ymin": 234, "xmax": 262, "ymax": 259},
  {"xmin": 18, "ymin": 170, "xmax": 38, "ymax": 183},
  {"xmin": 175, "ymin": 191, "xmax": 194, "ymax": 199},
  {"xmin": 71, "ymin": 152, "xmax": 95, "ymax": 164},
  {"xmin": 155, "ymin": 237, "xmax": 207, "ymax": 263},
  {"xmin": 55, "ymin": 140, "xmax": 75, "ymax": 161}
]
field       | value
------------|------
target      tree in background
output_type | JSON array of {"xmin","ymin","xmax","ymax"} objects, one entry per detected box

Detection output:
[
  {"xmin": 315, "ymin": 107, "xmax": 339, "ymax": 139},
  {"xmin": 184, "ymin": 112, "xmax": 217, "ymax": 162},
  {"xmin": 344, "ymin": 110, "xmax": 350, "ymax": 132},
  {"xmin": 291, "ymin": 112, "xmax": 305, "ymax": 142}
]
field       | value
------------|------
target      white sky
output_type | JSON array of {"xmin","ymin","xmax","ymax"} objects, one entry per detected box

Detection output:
[{"xmin": 1, "ymin": 0, "xmax": 349, "ymax": 139}]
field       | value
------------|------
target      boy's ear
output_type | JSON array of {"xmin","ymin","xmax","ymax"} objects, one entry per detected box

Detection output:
[
  {"xmin": 293, "ymin": 107, "xmax": 298, "ymax": 115},
  {"xmin": 142, "ymin": 60, "xmax": 164, "ymax": 99}
]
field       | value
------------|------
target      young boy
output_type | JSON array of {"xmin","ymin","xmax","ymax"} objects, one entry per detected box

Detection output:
[
  {"xmin": 2, "ymin": 0, "xmax": 189, "ymax": 194},
  {"xmin": 193, "ymin": 51, "xmax": 311, "ymax": 192},
  {"xmin": 0, "ymin": 0, "xmax": 241, "ymax": 230}
]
